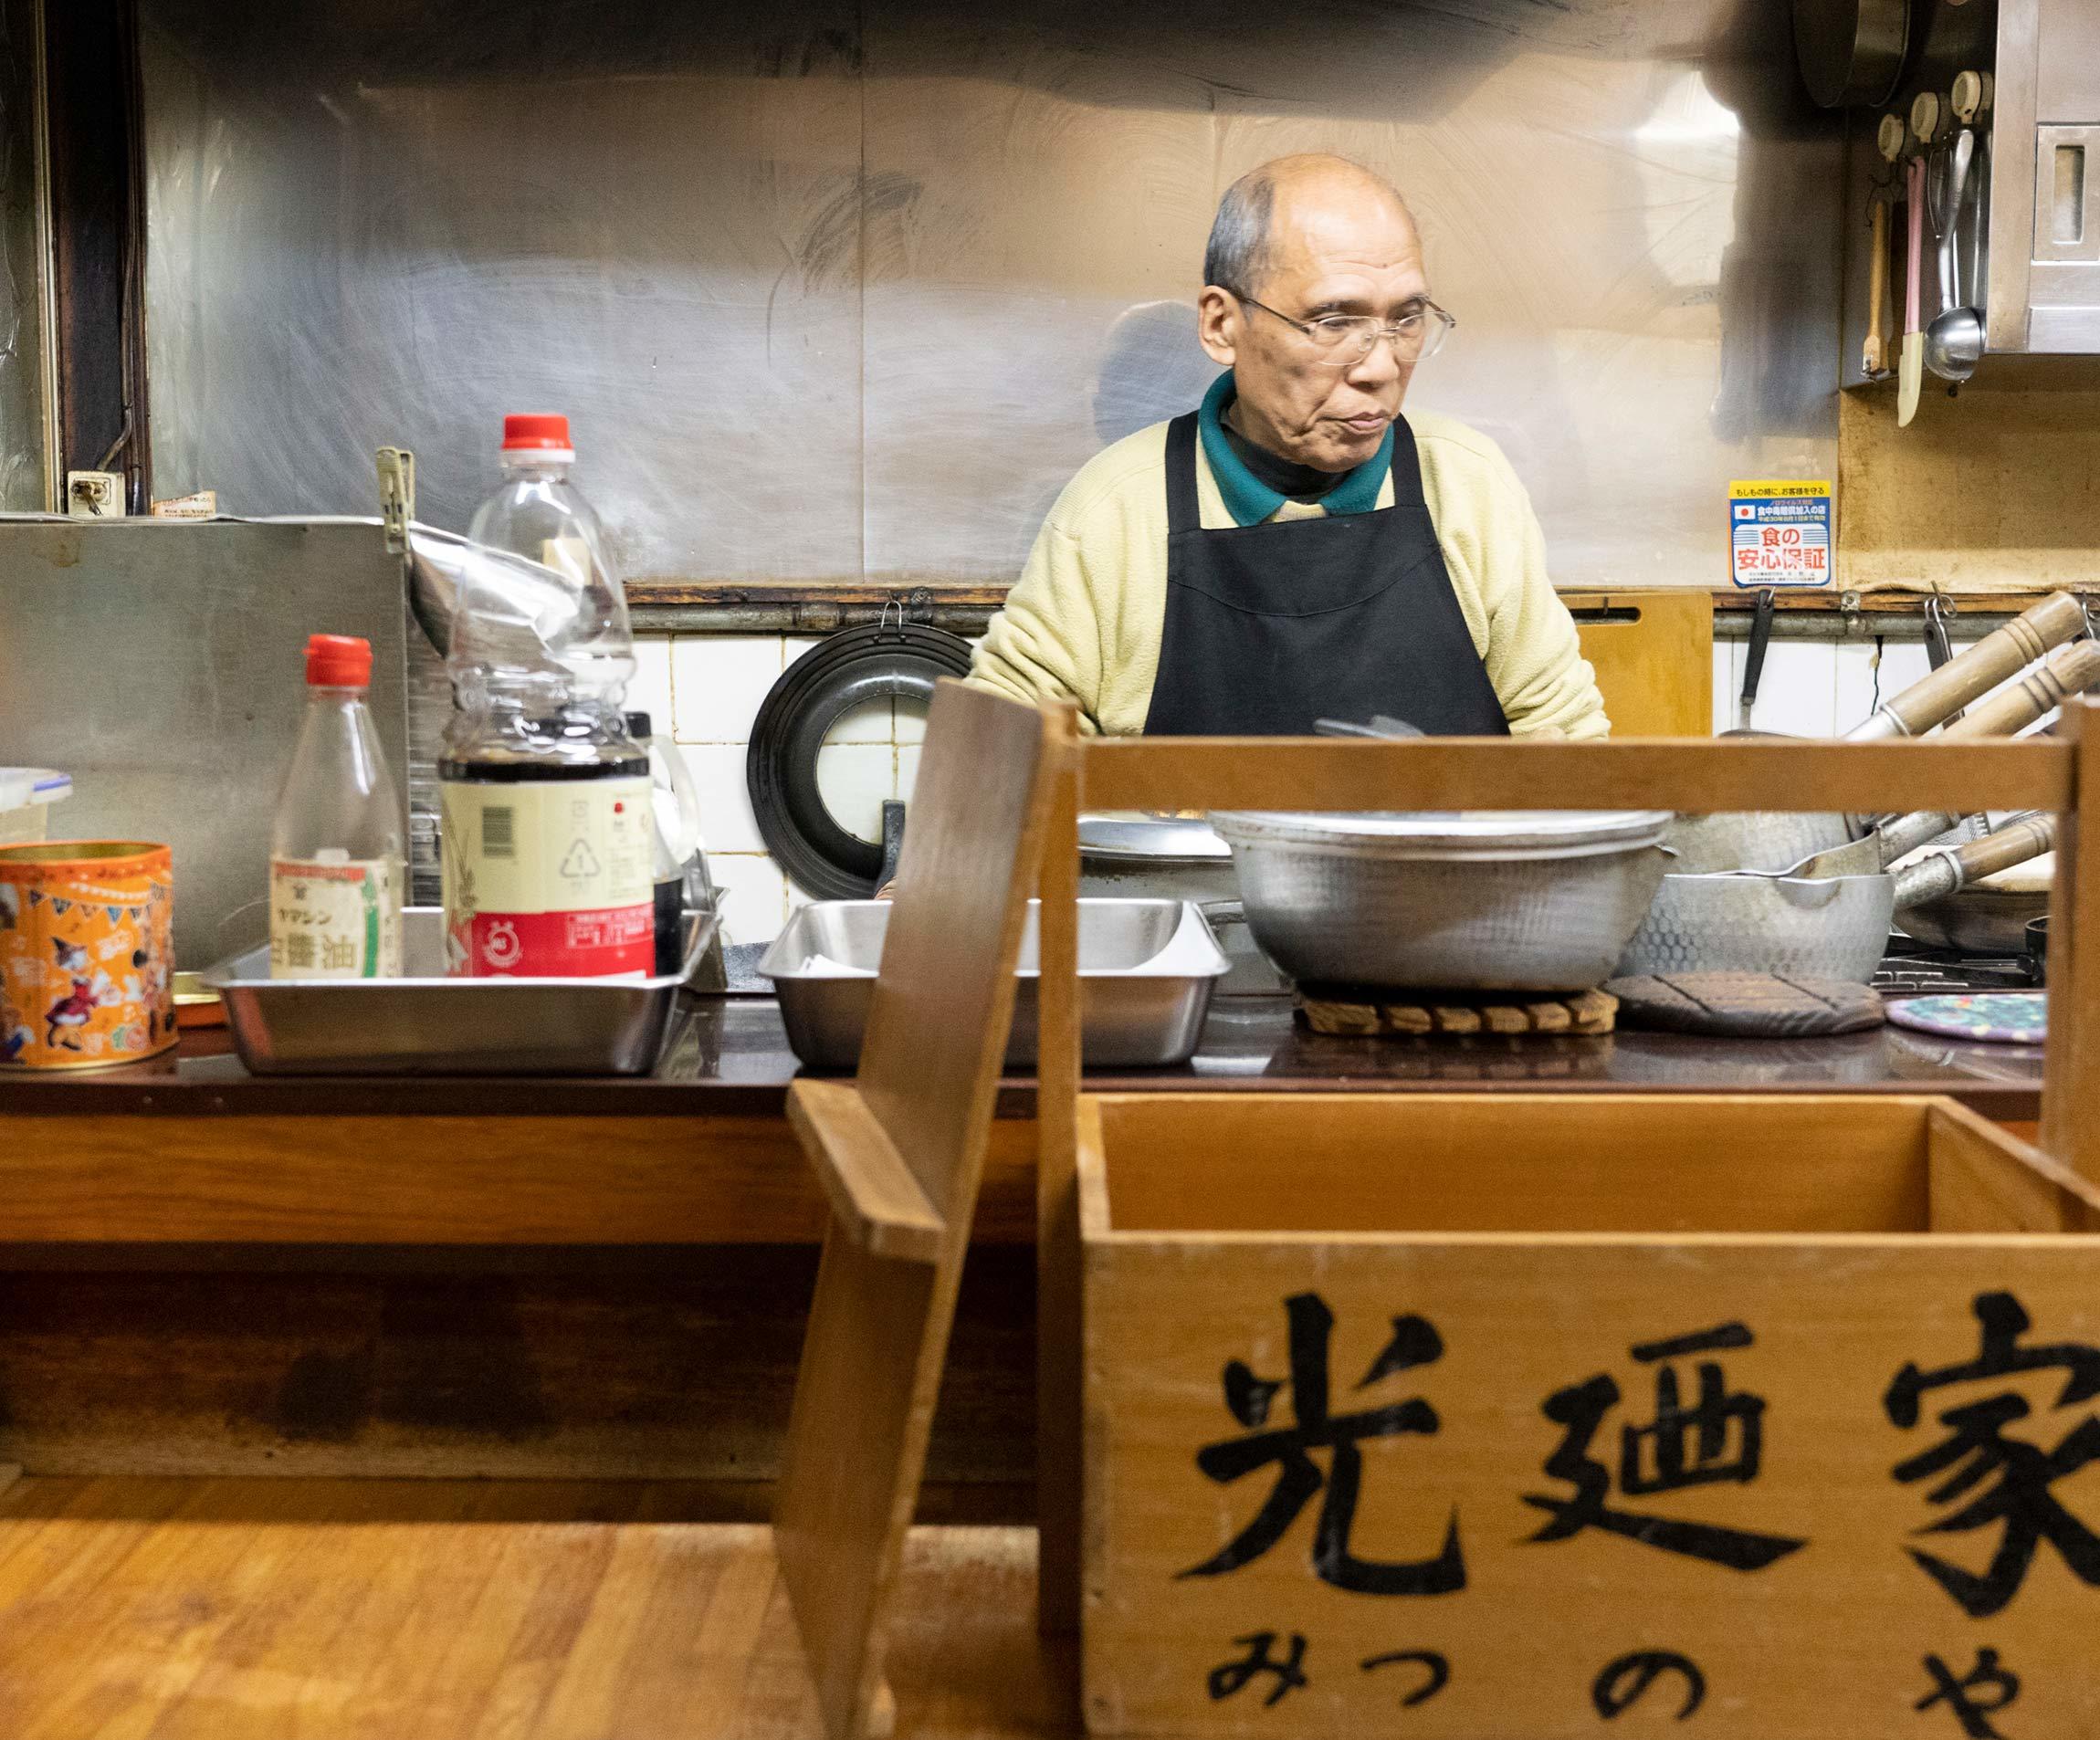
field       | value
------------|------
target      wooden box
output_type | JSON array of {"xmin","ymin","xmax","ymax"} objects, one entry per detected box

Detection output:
[{"xmin": 1079, "ymin": 1092, "xmax": 2100, "ymax": 1738}]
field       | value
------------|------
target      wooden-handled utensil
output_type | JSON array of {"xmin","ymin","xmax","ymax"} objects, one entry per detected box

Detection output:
[
  {"xmin": 1895, "ymin": 812, "xmax": 2057, "ymax": 910},
  {"xmin": 1851, "ymin": 592, "xmax": 2088, "ymax": 739},
  {"xmin": 1768, "ymin": 639, "xmax": 2100, "ymax": 878},
  {"xmin": 1898, "ymin": 154, "xmax": 1926, "ymax": 425},
  {"xmin": 1864, "ymin": 195, "xmax": 1892, "ymax": 375}
]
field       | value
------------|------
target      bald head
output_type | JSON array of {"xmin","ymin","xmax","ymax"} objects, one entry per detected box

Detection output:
[{"xmin": 1203, "ymin": 155, "xmax": 1416, "ymax": 299}]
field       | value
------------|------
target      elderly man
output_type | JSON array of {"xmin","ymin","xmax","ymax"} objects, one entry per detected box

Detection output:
[{"xmin": 969, "ymin": 154, "xmax": 1608, "ymax": 739}]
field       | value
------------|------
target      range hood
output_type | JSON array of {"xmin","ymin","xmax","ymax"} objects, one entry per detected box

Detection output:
[{"xmin": 1989, "ymin": 0, "xmax": 2100, "ymax": 351}]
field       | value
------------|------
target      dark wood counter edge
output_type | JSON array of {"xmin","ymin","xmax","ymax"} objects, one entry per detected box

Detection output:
[
  {"xmin": 0, "ymin": 1072, "xmax": 2042, "ymax": 1122},
  {"xmin": 627, "ymin": 578, "xmax": 2098, "ymax": 638}
]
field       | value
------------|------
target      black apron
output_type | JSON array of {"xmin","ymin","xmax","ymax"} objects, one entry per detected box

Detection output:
[{"xmin": 1141, "ymin": 411, "xmax": 1511, "ymax": 738}]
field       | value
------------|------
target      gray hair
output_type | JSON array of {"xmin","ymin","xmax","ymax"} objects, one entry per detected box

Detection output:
[{"xmin": 1202, "ymin": 170, "xmax": 1277, "ymax": 299}]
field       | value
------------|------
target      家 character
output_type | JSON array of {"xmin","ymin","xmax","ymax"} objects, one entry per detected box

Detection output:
[
  {"xmin": 1915, "ymin": 1649, "xmax": 2021, "ymax": 1740},
  {"xmin": 1181, "ymin": 1292, "xmax": 1465, "ymax": 1595},
  {"xmin": 1885, "ymin": 1290, "xmax": 2100, "ymax": 1618},
  {"xmin": 1525, "ymin": 1322, "xmax": 1807, "ymax": 1570},
  {"xmin": 1207, "ymin": 1631, "xmax": 1308, "ymax": 1706}
]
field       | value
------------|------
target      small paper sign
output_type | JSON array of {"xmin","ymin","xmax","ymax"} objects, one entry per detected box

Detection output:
[{"xmin": 1729, "ymin": 479, "xmax": 1832, "ymax": 588}]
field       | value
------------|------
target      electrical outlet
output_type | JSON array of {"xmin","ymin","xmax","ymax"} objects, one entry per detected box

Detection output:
[{"xmin": 66, "ymin": 470, "xmax": 126, "ymax": 518}]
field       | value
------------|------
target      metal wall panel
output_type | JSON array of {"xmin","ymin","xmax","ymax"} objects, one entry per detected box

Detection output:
[
  {"xmin": 0, "ymin": 519, "xmax": 410, "ymax": 967},
  {"xmin": 141, "ymin": 0, "xmax": 1840, "ymax": 590}
]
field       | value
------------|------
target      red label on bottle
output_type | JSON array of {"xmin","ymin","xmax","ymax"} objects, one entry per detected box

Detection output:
[
  {"xmin": 457, "ymin": 904, "xmax": 654, "ymax": 978},
  {"xmin": 440, "ymin": 776, "xmax": 656, "ymax": 979}
]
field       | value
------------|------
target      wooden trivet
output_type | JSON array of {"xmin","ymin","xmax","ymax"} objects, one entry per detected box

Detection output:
[
  {"xmin": 1603, "ymin": 971, "xmax": 1885, "ymax": 1039},
  {"xmin": 1296, "ymin": 985, "xmax": 1618, "ymax": 1038}
]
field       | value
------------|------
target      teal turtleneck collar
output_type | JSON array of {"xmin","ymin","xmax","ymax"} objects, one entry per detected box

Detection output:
[{"xmin": 1196, "ymin": 370, "xmax": 1394, "ymax": 528}]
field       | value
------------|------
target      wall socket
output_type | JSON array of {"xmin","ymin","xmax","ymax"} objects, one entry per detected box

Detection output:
[{"xmin": 65, "ymin": 470, "xmax": 126, "ymax": 517}]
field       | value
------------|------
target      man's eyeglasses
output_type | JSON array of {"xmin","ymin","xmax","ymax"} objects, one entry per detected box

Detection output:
[{"xmin": 1236, "ymin": 293, "xmax": 1457, "ymax": 367}]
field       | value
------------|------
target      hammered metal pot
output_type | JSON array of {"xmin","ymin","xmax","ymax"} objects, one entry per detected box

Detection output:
[
  {"xmin": 1210, "ymin": 810, "xmax": 1673, "ymax": 992},
  {"xmin": 1617, "ymin": 872, "xmax": 1896, "ymax": 984}
]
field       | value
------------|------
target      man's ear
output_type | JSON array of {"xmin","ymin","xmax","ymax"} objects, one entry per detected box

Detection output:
[{"xmin": 1195, "ymin": 286, "xmax": 1240, "ymax": 367}]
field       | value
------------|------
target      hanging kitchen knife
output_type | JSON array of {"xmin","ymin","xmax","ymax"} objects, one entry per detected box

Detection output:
[{"xmin": 1898, "ymin": 153, "xmax": 1926, "ymax": 425}]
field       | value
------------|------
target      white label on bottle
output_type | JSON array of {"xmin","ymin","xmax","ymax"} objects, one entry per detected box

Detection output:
[
  {"xmin": 440, "ymin": 777, "xmax": 654, "ymax": 977},
  {"xmin": 270, "ymin": 858, "xmax": 403, "ymax": 979}
]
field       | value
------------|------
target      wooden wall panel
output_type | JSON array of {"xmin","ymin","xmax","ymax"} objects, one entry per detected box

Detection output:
[
  {"xmin": 0, "ymin": 1248, "xmax": 1035, "ymax": 1490},
  {"xmin": 1838, "ymin": 358, "xmax": 2100, "ymax": 594}
]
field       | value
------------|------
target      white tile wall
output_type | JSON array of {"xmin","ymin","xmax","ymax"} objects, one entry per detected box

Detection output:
[
  {"xmin": 709, "ymin": 853, "xmax": 789, "ymax": 946},
  {"xmin": 1712, "ymin": 637, "xmax": 1993, "ymax": 740},
  {"xmin": 682, "ymin": 743, "xmax": 766, "ymax": 854},
  {"xmin": 647, "ymin": 633, "xmax": 934, "ymax": 945},
  {"xmin": 815, "ymin": 742, "xmax": 896, "ymax": 843},
  {"xmin": 672, "ymin": 635, "xmax": 788, "ymax": 744},
  {"xmin": 1738, "ymin": 641, "xmax": 1839, "ymax": 737},
  {"xmin": 626, "ymin": 638, "xmax": 676, "ymax": 741}
]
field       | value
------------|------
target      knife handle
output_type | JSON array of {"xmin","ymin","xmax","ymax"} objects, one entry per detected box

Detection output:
[{"xmin": 1905, "ymin": 157, "xmax": 1926, "ymax": 335}]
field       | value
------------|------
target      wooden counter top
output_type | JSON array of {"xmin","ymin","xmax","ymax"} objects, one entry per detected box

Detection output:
[{"xmin": 0, "ymin": 993, "xmax": 2047, "ymax": 1121}]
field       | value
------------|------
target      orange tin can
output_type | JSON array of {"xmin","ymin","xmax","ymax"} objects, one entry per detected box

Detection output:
[{"xmin": 0, "ymin": 842, "xmax": 176, "ymax": 1069}]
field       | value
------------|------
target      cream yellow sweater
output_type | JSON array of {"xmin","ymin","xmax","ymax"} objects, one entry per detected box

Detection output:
[{"xmin": 968, "ymin": 411, "xmax": 1609, "ymax": 739}]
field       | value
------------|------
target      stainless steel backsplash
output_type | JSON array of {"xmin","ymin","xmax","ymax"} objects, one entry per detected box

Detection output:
[
  {"xmin": 136, "ymin": 0, "xmax": 1843, "ymax": 591},
  {"xmin": 0, "ymin": 519, "xmax": 413, "ymax": 967}
]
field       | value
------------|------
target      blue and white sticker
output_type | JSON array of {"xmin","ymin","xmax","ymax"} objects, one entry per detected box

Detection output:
[{"xmin": 1728, "ymin": 479, "xmax": 1832, "ymax": 588}]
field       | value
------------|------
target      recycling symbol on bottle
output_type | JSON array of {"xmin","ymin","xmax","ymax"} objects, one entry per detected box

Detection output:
[{"xmin": 559, "ymin": 838, "xmax": 602, "ymax": 880}]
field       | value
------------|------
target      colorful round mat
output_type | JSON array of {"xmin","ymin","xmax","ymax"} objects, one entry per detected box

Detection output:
[{"xmin": 1885, "ymin": 992, "xmax": 2046, "ymax": 1045}]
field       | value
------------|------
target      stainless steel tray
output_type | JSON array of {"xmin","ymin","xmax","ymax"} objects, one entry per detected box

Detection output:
[
  {"xmin": 759, "ymin": 898, "xmax": 1227, "ymax": 1072},
  {"xmin": 202, "ymin": 907, "xmax": 718, "ymax": 1075}
]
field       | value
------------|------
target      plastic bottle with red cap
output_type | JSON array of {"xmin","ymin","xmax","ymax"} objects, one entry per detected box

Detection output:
[
  {"xmin": 440, "ymin": 414, "xmax": 653, "ymax": 978},
  {"xmin": 269, "ymin": 634, "xmax": 405, "ymax": 979}
]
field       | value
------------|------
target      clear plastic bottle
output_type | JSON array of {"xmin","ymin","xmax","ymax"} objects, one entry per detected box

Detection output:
[
  {"xmin": 625, "ymin": 709, "xmax": 716, "ymax": 976},
  {"xmin": 270, "ymin": 634, "xmax": 405, "ymax": 979},
  {"xmin": 441, "ymin": 414, "xmax": 653, "ymax": 977}
]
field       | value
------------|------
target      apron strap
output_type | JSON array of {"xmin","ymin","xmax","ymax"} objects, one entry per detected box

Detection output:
[
  {"xmin": 1164, "ymin": 412, "xmax": 1202, "ymax": 537},
  {"xmin": 1384, "ymin": 411, "xmax": 1422, "ymax": 500}
]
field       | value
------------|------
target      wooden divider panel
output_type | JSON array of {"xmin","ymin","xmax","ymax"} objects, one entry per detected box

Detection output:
[{"xmin": 775, "ymin": 682, "xmax": 1059, "ymax": 1740}]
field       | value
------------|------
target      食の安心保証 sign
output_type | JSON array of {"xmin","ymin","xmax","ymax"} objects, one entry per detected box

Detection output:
[{"xmin": 1730, "ymin": 480, "xmax": 1832, "ymax": 588}]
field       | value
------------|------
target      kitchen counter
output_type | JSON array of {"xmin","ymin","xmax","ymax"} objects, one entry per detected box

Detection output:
[
  {"xmin": 0, "ymin": 992, "xmax": 2047, "ymax": 1121},
  {"xmin": 0, "ymin": 992, "xmax": 2049, "ymax": 1490}
]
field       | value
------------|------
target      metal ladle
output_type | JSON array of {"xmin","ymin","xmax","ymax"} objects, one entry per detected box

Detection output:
[{"xmin": 1925, "ymin": 128, "xmax": 1984, "ymax": 383}]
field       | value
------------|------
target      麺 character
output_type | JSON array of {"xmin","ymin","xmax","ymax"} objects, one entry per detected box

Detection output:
[
  {"xmin": 1207, "ymin": 1631, "xmax": 1308, "ymax": 1706},
  {"xmin": 1181, "ymin": 1292, "xmax": 1465, "ymax": 1595},
  {"xmin": 1525, "ymin": 1322, "xmax": 1807, "ymax": 1570},
  {"xmin": 1885, "ymin": 1290, "xmax": 2100, "ymax": 1618}
]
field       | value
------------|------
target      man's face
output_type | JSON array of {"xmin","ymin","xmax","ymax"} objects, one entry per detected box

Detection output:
[{"xmin": 1197, "ymin": 186, "xmax": 1429, "ymax": 473}]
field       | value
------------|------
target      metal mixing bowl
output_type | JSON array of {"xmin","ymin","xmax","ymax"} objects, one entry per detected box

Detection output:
[{"xmin": 1208, "ymin": 810, "xmax": 1673, "ymax": 992}]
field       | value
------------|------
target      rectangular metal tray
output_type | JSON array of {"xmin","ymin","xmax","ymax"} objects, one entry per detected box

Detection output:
[
  {"xmin": 759, "ymin": 898, "xmax": 1227, "ymax": 1072},
  {"xmin": 202, "ymin": 907, "xmax": 718, "ymax": 1075}
]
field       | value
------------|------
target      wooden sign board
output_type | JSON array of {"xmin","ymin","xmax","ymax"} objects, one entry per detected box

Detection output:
[{"xmin": 1081, "ymin": 1094, "xmax": 2100, "ymax": 1739}]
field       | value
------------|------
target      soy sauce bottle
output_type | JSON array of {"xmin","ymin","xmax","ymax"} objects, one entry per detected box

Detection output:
[{"xmin": 439, "ymin": 415, "xmax": 652, "ymax": 978}]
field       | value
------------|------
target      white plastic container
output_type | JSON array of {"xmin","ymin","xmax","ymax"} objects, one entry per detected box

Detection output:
[{"xmin": 0, "ymin": 769, "xmax": 70, "ymax": 845}]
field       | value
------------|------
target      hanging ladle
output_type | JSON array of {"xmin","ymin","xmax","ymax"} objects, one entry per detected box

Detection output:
[{"xmin": 1925, "ymin": 127, "xmax": 1984, "ymax": 383}]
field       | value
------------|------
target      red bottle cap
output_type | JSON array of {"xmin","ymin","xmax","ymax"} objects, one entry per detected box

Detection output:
[
  {"xmin": 501, "ymin": 414, "xmax": 574, "ymax": 456},
  {"xmin": 306, "ymin": 634, "xmax": 373, "ymax": 688}
]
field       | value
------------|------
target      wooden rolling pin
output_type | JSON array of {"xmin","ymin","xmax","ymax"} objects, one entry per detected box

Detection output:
[
  {"xmin": 1895, "ymin": 812, "xmax": 2057, "ymax": 909},
  {"xmin": 1849, "ymin": 592, "xmax": 2089, "ymax": 739}
]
